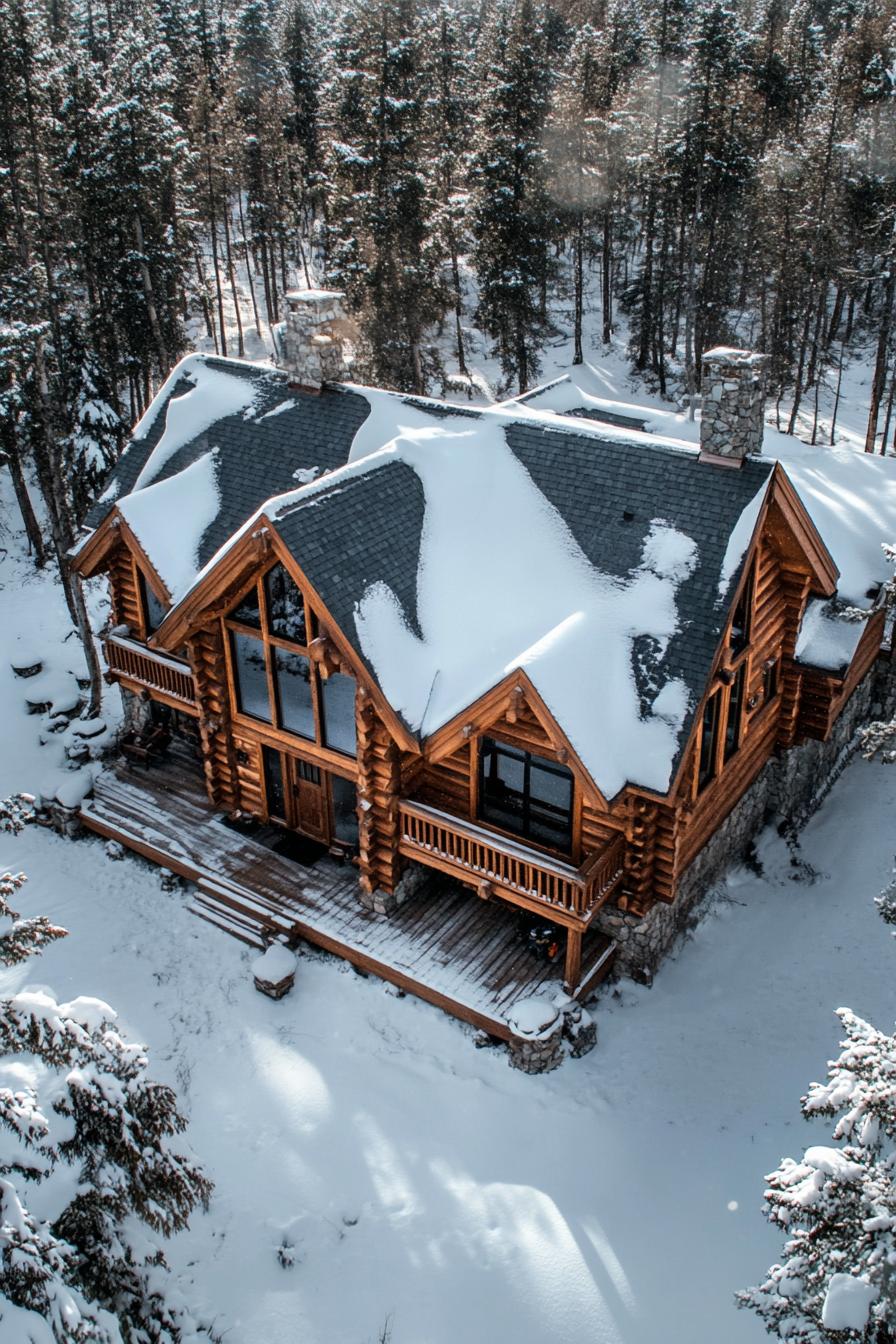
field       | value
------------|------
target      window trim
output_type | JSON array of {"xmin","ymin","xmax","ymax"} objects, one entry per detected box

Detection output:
[
  {"xmin": 476, "ymin": 734, "xmax": 575, "ymax": 857},
  {"xmin": 223, "ymin": 564, "xmax": 357, "ymax": 761},
  {"xmin": 135, "ymin": 562, "xmax": 170, "ymax": 639}
]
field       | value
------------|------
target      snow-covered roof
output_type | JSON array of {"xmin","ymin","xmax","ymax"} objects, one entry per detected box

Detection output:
[
  {"xmin": 82, "ymin": 354, "xmax": 369, "ymax": 599},
  {"xmin": 265, "ymin": 389, "xmax": 773, "ymax": 798},
  {"xmin": 86, "ymin": 353, "xmax": 896, "ymax": 798}
]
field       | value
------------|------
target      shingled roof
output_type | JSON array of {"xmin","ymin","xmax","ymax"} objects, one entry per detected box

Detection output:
[
  {"xmin": 81, "ymin": 354, "xmax": 370, "ymax": 597},
  {"xmin": 265, "ymin": 391, "xmax": 775, "ymax": 798}
]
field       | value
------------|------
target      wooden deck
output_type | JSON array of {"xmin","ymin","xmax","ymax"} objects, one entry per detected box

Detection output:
[{"xmin": 80, "ymin": 759, "xmax": 616, "ymax": 1040}]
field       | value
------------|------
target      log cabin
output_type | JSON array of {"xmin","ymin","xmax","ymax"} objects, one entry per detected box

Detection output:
[{"xmin": 70, "ymin": 292, "xmax": 896, "ymax": 1043}]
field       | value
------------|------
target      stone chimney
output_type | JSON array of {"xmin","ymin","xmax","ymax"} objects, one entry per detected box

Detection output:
[
  {"xmin": 699, "ymin": 347, "xmax": 768, "ymax": 465},
  {"xmin": 280, "ymin": 288, "xmax": 354, "ymax": 390}
]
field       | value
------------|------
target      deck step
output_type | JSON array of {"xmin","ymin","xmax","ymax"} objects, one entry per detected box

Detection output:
[
  {"xmin": 188, "ymin": 898, "xmax": 266, "ymax": 949},
  {"xmin": 195, "ymin": 876, "xmax": 294, "ymax": 941}
]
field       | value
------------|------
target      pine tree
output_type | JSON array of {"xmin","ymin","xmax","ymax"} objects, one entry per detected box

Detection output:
[
  {"xmin": 738, "ymin": 1009, "xmax": 896, "ymax": 1340},
  {"xmin": 0, "ymin": 795, "xmax": 212, "ymax": 1342},
  {"xmin": 470, "ymin": 0, "xmax": 555, "ymax": 393},
  {"xmin": 324, "ymin": 0, "xmax": 444, "ymax": 392}
]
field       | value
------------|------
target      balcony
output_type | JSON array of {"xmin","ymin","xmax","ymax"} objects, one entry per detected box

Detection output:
[
  {"xmin": 398, "ymin": 799, "xmax": 625, "ymax": 924},
  {"xmin": 104, "ymin": 632, "xmax": 197, "ymax": 711}
]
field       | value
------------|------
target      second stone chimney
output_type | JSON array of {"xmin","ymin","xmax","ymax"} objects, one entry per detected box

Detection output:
[
  {"xmin": 280, "ymin": 288, "xmax": 354, "ymax": 391},
  {"xmin": 699, "ymin": 347, "xmax": 768, "ymax": 465}
]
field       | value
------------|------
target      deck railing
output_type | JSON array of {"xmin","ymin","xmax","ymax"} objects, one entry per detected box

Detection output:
[
  {"xmin": 398, "ymin": 799, "xmax": 624, "ymax": 920},
  {"xmin": 104, "ymin": 633, "xmax": 197, "ymax": 708}
]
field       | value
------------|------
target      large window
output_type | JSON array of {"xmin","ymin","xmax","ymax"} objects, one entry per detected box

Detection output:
[
  {"xmin": 723, "ymin": 664, "xmax": 746, "ymax": 762},
  {"xmin": 138, "ymin": 569, "xmax": 169, "ymax": 635},
  {"xmin": 729, "ymin": 564, "xmax": 754, "ymax": 654},
  {"xmin": 698, "ymin": 560, "xmax": 760, "ymax": 793},
  {"xmin": 478, "ymin": 736, "xmax": 574, "ymax": 854},
  {"xmin": 698, "ymin": 690, "xmax": 722, "ymax": 790},
  {"xmin": 226, "ymin": 563, "xmax": 356, "ymax": 756}
]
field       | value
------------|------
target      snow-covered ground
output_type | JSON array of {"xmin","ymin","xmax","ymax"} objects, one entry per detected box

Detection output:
[{"xmin": 1, "ymin": 480, "xmax": 896, "ymax": 1342}]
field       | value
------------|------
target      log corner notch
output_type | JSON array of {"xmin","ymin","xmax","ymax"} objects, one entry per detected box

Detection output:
[{"xmin": 355, "ymin": 685, "xmax": 405, "ymax": 898}]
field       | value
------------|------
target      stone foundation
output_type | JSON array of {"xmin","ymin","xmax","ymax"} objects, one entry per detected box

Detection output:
[
  {"xmin": 120, "ymin": 685, "xmax": 154, "ymax": 736},
  {"xmin": 597, "ymin": 660, "xmax": 896, "ymax": 982}
]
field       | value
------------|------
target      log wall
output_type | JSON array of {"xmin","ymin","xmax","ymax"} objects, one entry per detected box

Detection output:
[
  {"xmin": 188, "ymin": 624, "xmax": 237, "ymax": 810},
  {"xmin": 674, "ymin": 530, "xmax": 808, "ymax": 876},
  {"xmin": 108, "ymin": 546, "xmax": 141, "ymax": 632}
]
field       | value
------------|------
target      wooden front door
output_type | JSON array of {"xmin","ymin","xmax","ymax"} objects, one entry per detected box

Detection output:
[{"xmin": 288, "ymin": 756, "xmax": 328, "ymax": 842}]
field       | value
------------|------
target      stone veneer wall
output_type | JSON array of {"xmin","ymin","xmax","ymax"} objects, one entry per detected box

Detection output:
[
  {"xmin": 700, "ymin": 348, "xmax": 768, "ymax": 461},
  {"xmin": 596, "ymin": 659, "xmax": 896, "ymax": 983},
  {"xmin": 281, "ymin": 290, "xmax": 350, "ymax": 389}
]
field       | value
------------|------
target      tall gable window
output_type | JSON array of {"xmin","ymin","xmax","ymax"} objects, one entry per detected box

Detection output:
[
  {"xmin": 225, "ymin": 564, "xmax": 357, "ymax": 756},
  {"xmin": 729, "ymin": 564, "xmax": 754, "ymax": 654},
  {"xmin": 138, "ymin": 570, "xmax": 169, "ymax": 636},
  {"xmin": 478, "ymin": 736, "xmax": 574, "ymax": 854},
  {"xmin": 698, "ymin": 560, "xmax": 759, "ymax": 793}
]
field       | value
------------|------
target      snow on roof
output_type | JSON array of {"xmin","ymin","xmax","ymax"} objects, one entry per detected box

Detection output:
[
  {"xmin": 504, "ymin": 361, "xmax": 693, "ymax": 438},
  {"xmin": 760, "ymin": 432, "xmax": 896, "ymax": 607},
  {"xmin": 88, "ymin": 354, "xmax": 896, "ymax": 797},
  {"xmin": 795, "ymin": 597, "xmax": 866, "ymax": 673},
  {"xmin": 268, "ymin": 387, "xmax": 771, "ymax": 798},
  {"xmin": 131, "ymin": 359, "xmax": 260, "ymax": 492},
  {"xmin": 349, "ymin": 412, "xmax": 697, "ymax": 797},
  {"xmin": 119, "ymin": 450, "xmax": 221, "ymax": 600}
]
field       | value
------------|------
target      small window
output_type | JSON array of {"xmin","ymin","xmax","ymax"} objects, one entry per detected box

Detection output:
[
  {"xmin": 724, "ymin": 664, "xmax": 746, "ymax": 762},
  {"xmin": 763, "ymin": 657, "xmax": 779, "ymax": 704},
  {"xmin": 265, "ymin": 564, "xmax": 307, "ymax": 645},
  {"xmin": 320, "ymin": 672, "xmax": 357, "ymax": 756},
  {"xmin": 698, "ymin": 690, "xmax": 722, "ymax": 791},
  {"xmin": 231, "ymin": 631, "xmax": 272, "ymax": 723},
  {"xmin": 274, "ymin": 647, "xmax": 315, "ymax": 739},
  {"xmin": 138, "ymin": 570, "xmax": 169, "ymax": 635},
  {"xmin": 295, "ymin": 758, "xmax": 321, "ymax": 784},
  {"xmin": 230, "ymin": 582, "xmax": 262, "ymax": 629},
  {"xmin": 730, "ymin": 565, "xmax": 754, "ymax": 654}
]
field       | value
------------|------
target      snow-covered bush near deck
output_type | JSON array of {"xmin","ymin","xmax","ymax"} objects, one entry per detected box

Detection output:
[
  {"xmin": 738, "ymin": 1008, "xmax": 896, "ymax": 1341},
  {"xmin": 0, "ymin": 796, "xmax": 212, "ymax": 1342}
]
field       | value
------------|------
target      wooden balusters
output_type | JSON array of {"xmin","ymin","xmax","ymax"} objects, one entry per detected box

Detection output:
[{"xmin": 397, "ymin": 799, "xmax": 624, "ymax": 919}]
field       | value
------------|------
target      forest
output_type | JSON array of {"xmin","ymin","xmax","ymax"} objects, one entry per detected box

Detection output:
[{"xmin": 2, "ymin": 0, "xmax": 896, "ymax": 609}]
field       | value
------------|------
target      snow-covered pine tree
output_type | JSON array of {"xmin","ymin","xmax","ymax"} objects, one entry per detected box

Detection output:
[
  {"xmin": 324, "ymin": 0, "xmax": 444, "ymax": 393},
  {"xmin": 469, "ymin": 0, "xmax": 555, "ymax": 394},
  {"xmin": 0, "ymin": 795, "xmax": 212, "ymax": 1342},
  {"xmin": 422, "ymin": 0, "xmax": 476, "ymax": 381},
  {"xmin": 737, "ymin": 1008, "xmax": 896, "ymax": 1340}
]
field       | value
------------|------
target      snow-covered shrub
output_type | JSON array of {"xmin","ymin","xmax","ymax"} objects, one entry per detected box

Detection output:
[
  {"xmin": 737, "ymin": 1009, "xmax": 896, "ymax": 1340},
  {"xmin": 0, "ymin": 794, "xmax": 212, "ymax": 1341}
]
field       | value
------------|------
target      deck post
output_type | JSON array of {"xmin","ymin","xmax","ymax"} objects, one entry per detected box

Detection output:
[{"xmin": 563, "ymin": 927, "xmax": 582, "ymax": 994}]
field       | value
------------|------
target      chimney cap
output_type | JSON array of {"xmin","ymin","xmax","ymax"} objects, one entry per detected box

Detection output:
[
  {"xmin": 285, "ymin": 287, "xmax": 346, "ymax": 306},
  {"xmin": 702, "ymin": 346, "xmax": 768, "ymax": 368}
]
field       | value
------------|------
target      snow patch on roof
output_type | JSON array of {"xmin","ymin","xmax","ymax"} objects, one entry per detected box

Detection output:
[
  {"xmin": 349, "ymin": 410, "xmax": 697, "ymax": 798},
  {"xmin": 762, "ymin": 434, "xmax": 896, "ymax": 606},
  {"xmin": 795, "ymin": 598, "xmax": 866, "ymax": 672},
  {"xmin": 119, "ymin": 450, "xmax": 221, "ymax": 600},
  {"xmin": 718, "ymin": 482, "xmax": 768, "ymax": 598},
  {"xmin": 131, "ymin": 358, "xmax": 261, "ymax": 492}
]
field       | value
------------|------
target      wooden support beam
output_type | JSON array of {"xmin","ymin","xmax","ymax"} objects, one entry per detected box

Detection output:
[{"xmin": 564, "ymin": 927, "xmax": 582, "ymax": 994}]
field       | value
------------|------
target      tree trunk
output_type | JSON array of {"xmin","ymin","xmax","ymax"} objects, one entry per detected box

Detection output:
[
  {"xmin": 132, "ymin": 212, "xmax": 169, "ymax": 370},
  {"xmin": 602, "ymin": 209, "xmax": 612, "ymax": 346},
  {"xmin": 221, "ymin": 202, "xmax": 244, "ymax": 358},
  {"xmin": 1, "ymin": 435, "xmax": 46, "ymax": 565},
  {"xmin": 573, "ymin": 213, "xmax": 584, "ymax": 365},
  {"xmin": 237, "ymin": 192, "xmax": 263, "ymax": 341},
  {"xmin": 865, "ymin": 266, "xmax": 896, "ymax": 454}
]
